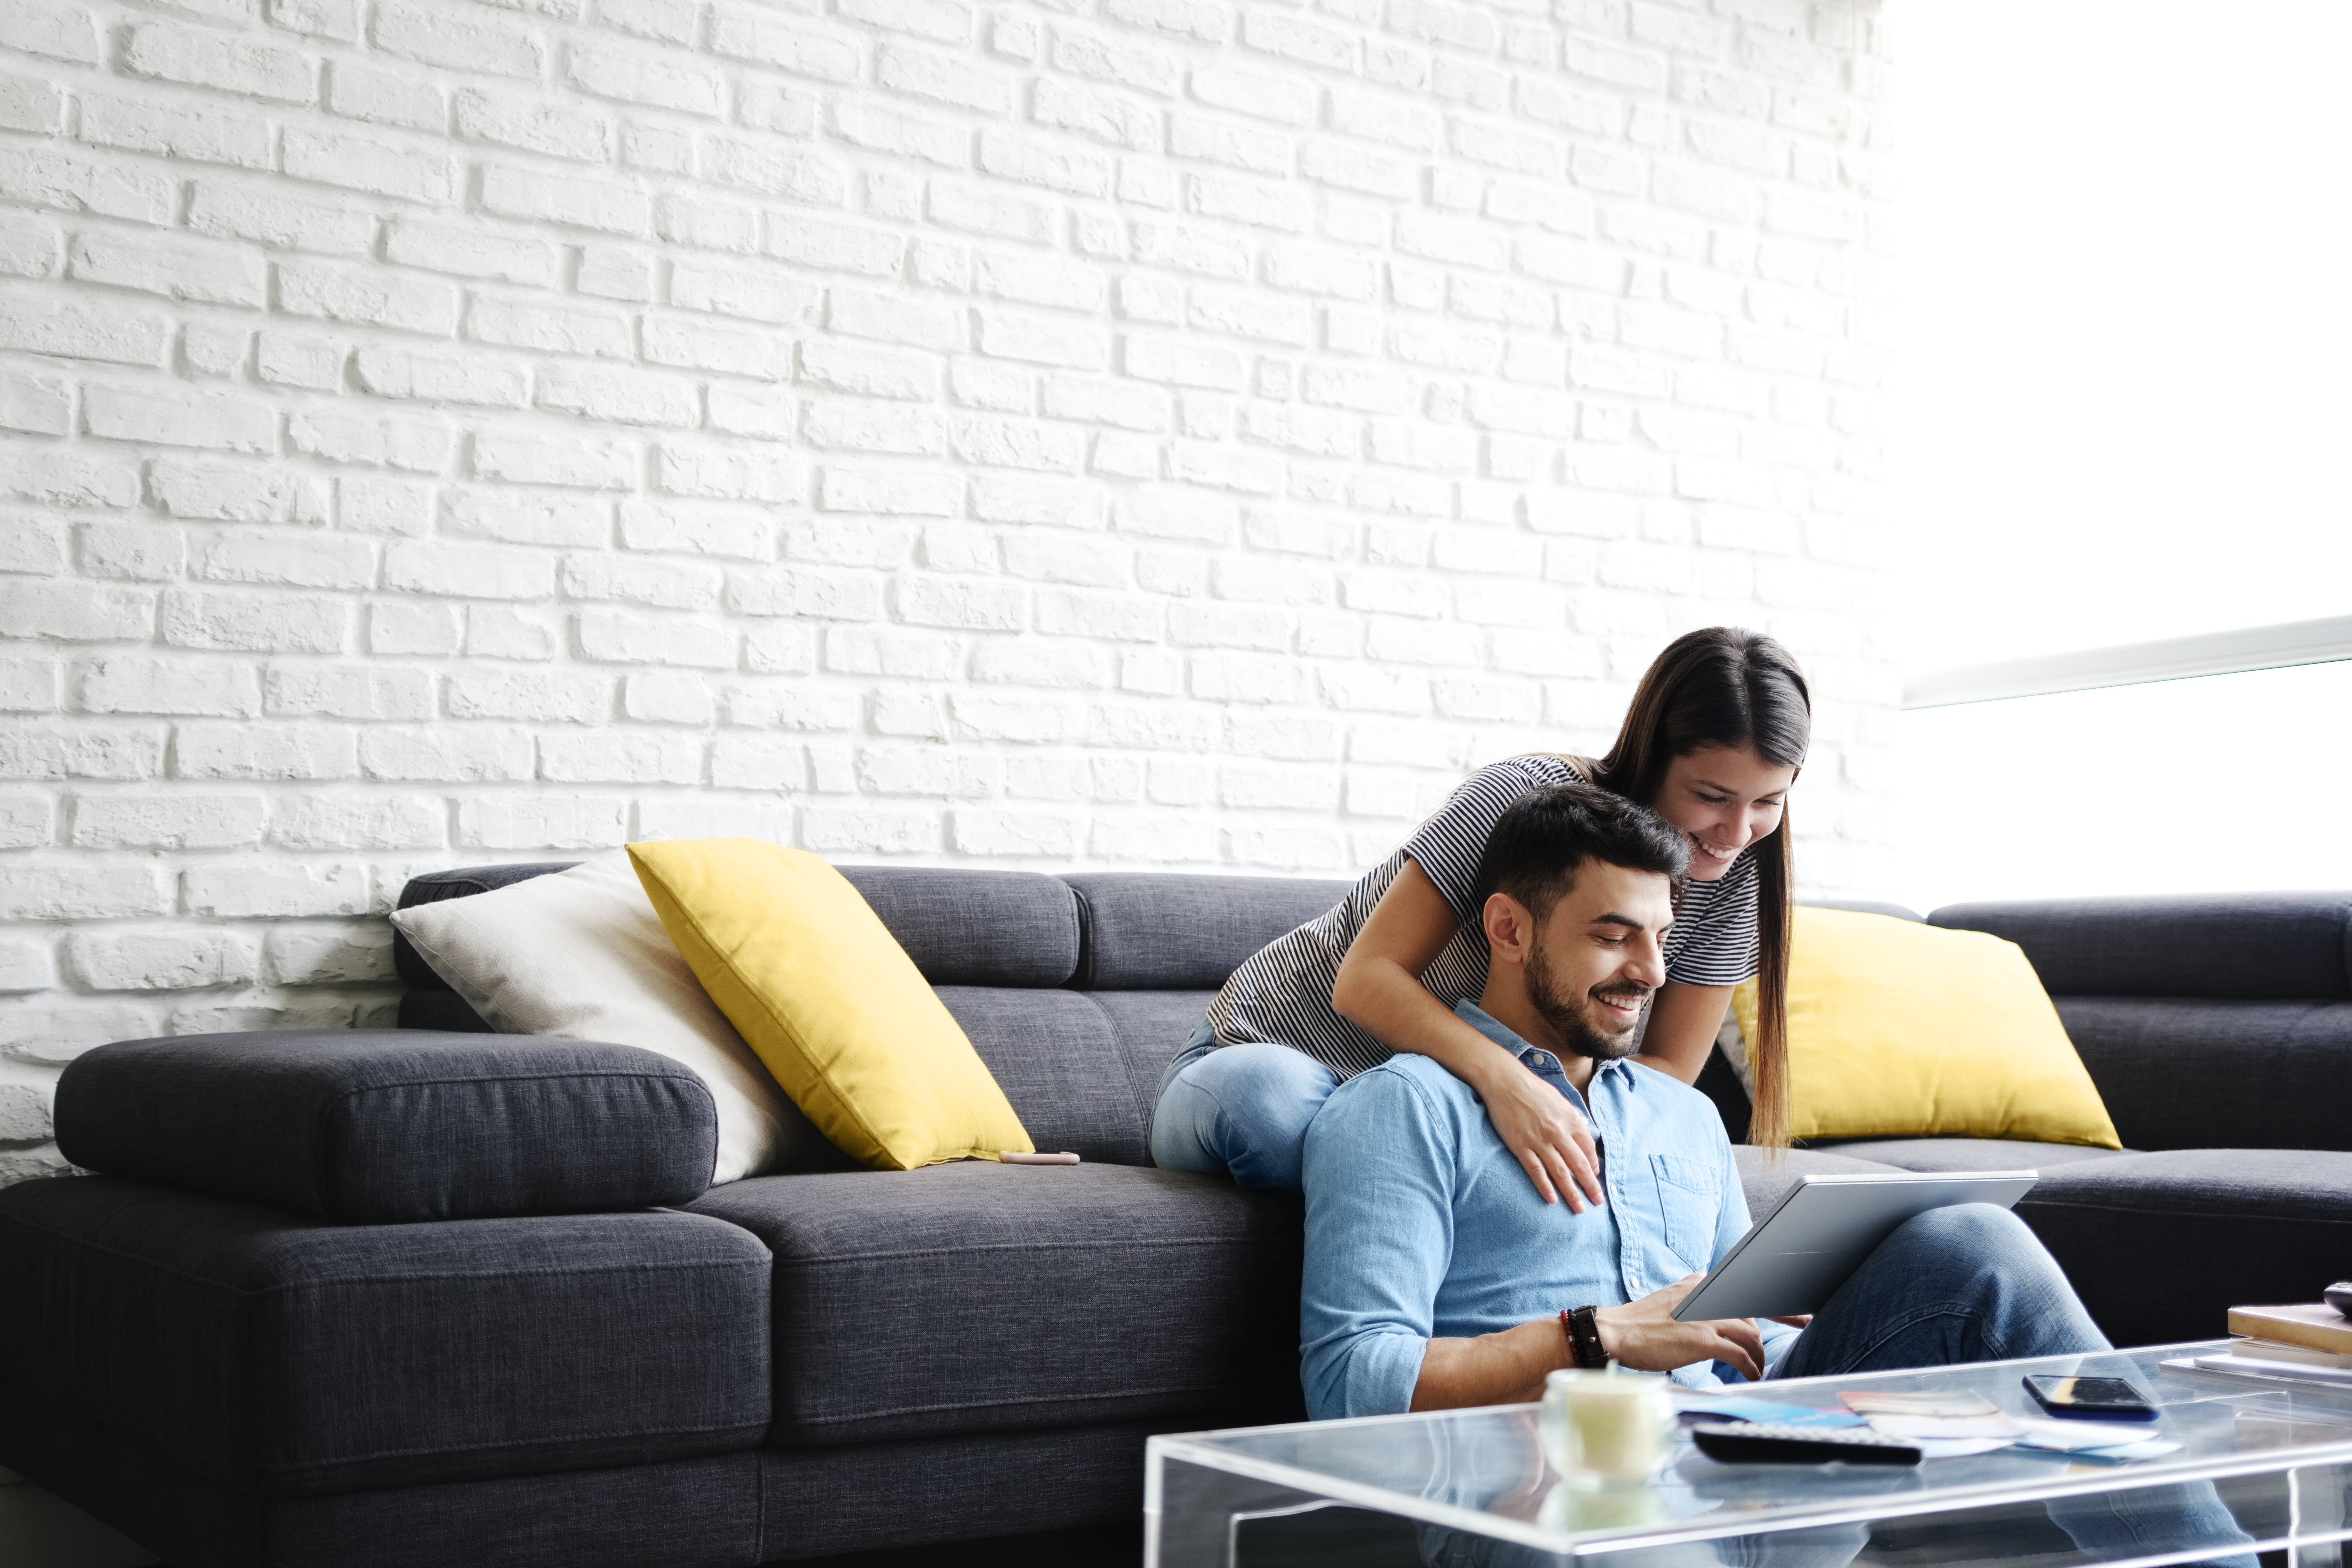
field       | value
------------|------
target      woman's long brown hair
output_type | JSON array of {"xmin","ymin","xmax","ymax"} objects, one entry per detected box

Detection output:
[{"xmin": 1589, "ymin": 628, "xmax": 1810, "ymax": 1150}]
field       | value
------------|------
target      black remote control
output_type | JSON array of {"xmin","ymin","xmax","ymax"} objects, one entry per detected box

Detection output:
[{"xmin": 1692, "ymin": 1421, "xmax": 1924, "ymax": 1466}]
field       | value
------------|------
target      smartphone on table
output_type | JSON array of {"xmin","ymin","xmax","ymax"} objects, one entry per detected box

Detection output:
[{"xmin": 2022, "ymin": 1374, "xmax": 2158, "ymax": 1421}]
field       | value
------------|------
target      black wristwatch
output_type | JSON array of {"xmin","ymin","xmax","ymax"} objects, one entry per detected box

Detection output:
[{"xmin": 1564, "ymin": 1305, "xmax": 1607, "ymax": 1369}]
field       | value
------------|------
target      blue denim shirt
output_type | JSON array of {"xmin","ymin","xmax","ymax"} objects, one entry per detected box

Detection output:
[{"xmin": 1299, "ymin": 1001, "xmax": 1795, "ymax": 1420}]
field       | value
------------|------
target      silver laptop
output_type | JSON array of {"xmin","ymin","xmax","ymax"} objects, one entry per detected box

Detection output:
[{"xmin": 1671, "ymin": 1169, "xmax": 2040, "ymax": 1321}]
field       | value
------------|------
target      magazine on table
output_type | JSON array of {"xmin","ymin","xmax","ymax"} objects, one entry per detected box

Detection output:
[{"xmin": 2165, "ymin": 1301, "xmax": 2352, "ymax": 1389}]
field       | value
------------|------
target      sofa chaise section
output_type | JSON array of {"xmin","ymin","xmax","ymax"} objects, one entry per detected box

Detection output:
[{"xmin": 0, "ymin": 1033, "xmax": 773, "ymax": 1568}]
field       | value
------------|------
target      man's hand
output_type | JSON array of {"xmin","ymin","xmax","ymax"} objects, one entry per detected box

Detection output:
[
  {"xmin": 1474, "ymin": 1056, "xmax": 1605, "ymax": 1210},
  {"xmin": 1593, "ymin": 1275, "xmax": 1765, "ymax": 1381}
]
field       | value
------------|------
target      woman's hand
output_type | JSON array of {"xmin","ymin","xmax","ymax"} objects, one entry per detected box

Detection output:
[
  {"xmin": 1334, "ymin": 858, "xmax": 1609, "ymax": 1210},
  {"xmin": 1472, "ymin": 1053, "xmax": 1605, "ymax": 1212}
]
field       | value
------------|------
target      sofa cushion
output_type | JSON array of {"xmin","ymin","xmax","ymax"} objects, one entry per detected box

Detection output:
[
  {"xmin": 686, "ymin": 1161, "xmax": 1304, "ymax": 1447},
  {"xmin": 1805, "ymin": 1137, "xmax": 2130, "ymax": 1172},
  {"xmin": 1642, "ymin": 900, "xmax": 1923, "ymax": 1145},
  {"xmin": 0, "ymin": 1177, "xmax": 771, "ymax": 1497},
  {"xmin": 1737, "ymin": 907, "xmax": 2121, "ymax": 1149},
  {"xmin": 1088, "ymin": 988, "xmax": 1220, "ymax": 1120},
  {"xmin": 2014, "ymin": 1149, "xmax": 2352, "ymax": 1347},
  {"xmin": 1931, "ymin": 893, "xmax": 2352, "ymax": 1001},
  {"xmin": 838, "ymin": 865, "xmax": 1080, "ymax": 987},
  {"xmin": 394, "ymin": 860, "xmax": 579, "ymax": 990},
  {"xmin": 941, "ymin": 987, "xmax": 1151, "ymax": 1165},
  {"xmin": 56, "ymin": 1031, "xmax": 718, "ymax": 1223},
  {"xmin": 2057, "ymin": 996, "xmax": 2352, "ymax": 1154},
  {"xmin": 937, "ymin": 989, "xmax": 1221, "ymax": 1167},
  {"xmin": 630, "ymin": 840, "xmax": 1035, "ymax": 1172},
  {"xmin": 395, "ymin": 859, "xmax": 1082, "ymax": 992},
  {"xmin": 393, "ymin": 851, "xmax": 820, "ymax": 1185},
  {"xmin": 1065, "ymin": 872, "xmax": 1349, "ymax": 989}
]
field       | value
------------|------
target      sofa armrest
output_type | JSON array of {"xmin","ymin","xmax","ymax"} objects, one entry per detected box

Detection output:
[{"xmin": 56, "ymin": 1030, "xmax": 718, "ymax": 1223}]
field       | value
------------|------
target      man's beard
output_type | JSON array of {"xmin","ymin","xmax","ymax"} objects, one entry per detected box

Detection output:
[{"xmin": 1525, "ymin": 943, "xmax": 1653, "ymax": 1062}]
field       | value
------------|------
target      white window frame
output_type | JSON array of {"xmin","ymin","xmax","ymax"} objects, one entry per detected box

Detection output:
[{"xmin": 1902, "ymin": 615, "xmax": 2352, "ymax": 710}]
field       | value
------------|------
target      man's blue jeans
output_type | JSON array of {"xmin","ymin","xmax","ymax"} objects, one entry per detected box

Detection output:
[
  {"xmin": 1420, "ymin": 1206, "xmax": 2256, "ymax": 1568},
  {"xmin": 1769, "ymin": 1202, "xmax": 2102, "ymax": 1380}
]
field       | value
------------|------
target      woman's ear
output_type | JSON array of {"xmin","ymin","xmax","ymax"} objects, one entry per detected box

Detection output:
[{"xmin": 1481, "ymin": 893, "xmax": 1535, "ymax": 968}]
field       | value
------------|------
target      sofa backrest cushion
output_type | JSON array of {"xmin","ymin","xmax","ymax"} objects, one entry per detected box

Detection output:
[
  {"xmin": 940, "ymin": 989, "xmax": 1152, "ymax": 1163},
  {"xmin": 835, "ymin": 866, "xmax": 1079, "ymax": 987},
  {"xmin": 2056, "ymin": 996, "xmax": 2352, "ymax": 1152},
  {"xmin": 924, "ymin": 989, "xmax": 1228, "ymax": 1165},
  {"xmin": 1065, "ymin": 872, "xmax": 1351, "ymax": 989},
  {"xmin": 398, "ymin": 862, "xmax": 1084, "ymax": 992},
  {"xmin": 56, "ymin": 1032, "xmax": 721, "ymax": 1222},
  {"xmin": 1930, "ymin": 893, "xmax": 2352, "ymax": 1000},
  {"xmin": 383, "ymin": 862, "xmax": 1347, "ymax": 1166},
  {"xmin": 1681, "ymin": 902, "xmax": 1923, "ymax": 1141},
  {"xmin": 396, "ymin": 861, "xmax": 579, "ymax": 990}
]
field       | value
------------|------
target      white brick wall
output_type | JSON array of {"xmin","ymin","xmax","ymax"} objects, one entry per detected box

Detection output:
[{"xmin": 0, "ymin": 0, "xmax": 1898, "ymax": 1182}]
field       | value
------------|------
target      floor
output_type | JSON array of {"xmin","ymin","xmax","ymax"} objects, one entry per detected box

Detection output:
[
  {"xmin": 0, "ymin": 1482, "xmax": 1148, "ymax": 1568},
  {"xmin": 0, "ymin": 1481, "xmax": 158, "ymax": 1568},
  {"xmin": 782, "ymin": 1510, "xmax": 1420, "ymax": 1567},
  {"xmin": 3, "ymin": 1482, "xmax": 2336, "ymax": 1568},
  {"xmin": 793, "ymin": 1521, "xmax": 1145, "ymax": 1567}
]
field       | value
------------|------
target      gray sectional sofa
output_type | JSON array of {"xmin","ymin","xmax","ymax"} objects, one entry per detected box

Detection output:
[{"xmin": 2, "ymin": 864, "xmax": 2348, "ymax": 1568}]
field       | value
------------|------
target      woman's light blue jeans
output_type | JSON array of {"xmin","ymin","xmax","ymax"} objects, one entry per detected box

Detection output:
[{"xmin": 1147, "ymin": 1020, "xmax": 1336, "ymax": 1192}]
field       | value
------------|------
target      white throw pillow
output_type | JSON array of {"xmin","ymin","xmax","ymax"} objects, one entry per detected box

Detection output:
[{"xmin": 390, "ymin": 850, "xmax": 824, "ymax": 1183}]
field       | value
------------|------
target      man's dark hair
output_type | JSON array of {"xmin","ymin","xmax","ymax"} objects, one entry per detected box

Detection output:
[{"xmin": 1474, "ymin": 783, "xmax": 1690, "ymax": 924}]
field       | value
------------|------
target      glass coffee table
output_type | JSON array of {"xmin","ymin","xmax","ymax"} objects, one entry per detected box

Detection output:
[{"xmin": 1146, "ymin": 1343, "xmax": 2352, "ymax": 1568}]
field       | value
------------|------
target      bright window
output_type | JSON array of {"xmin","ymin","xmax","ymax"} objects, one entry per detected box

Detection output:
[
  {"xmin": 1897, "ymin": 661, "xmax": 2352, "ymax": 911},
  {"xmin": 1894, "ymin": 0, "xmax": 2352, "ymax": 670},
  {"xmin": 1888, "ymin": 0, "xmax": 2352, "ymax": 910}
]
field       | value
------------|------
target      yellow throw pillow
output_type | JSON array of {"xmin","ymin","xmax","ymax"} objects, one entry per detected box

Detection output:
[
  {"xmin": 1733, "ymin": 907, "xmax": 2121, "ymax": 1148},
  {"xmin": 627, "ymin": 838, "xmax": 1033, "ymax": 1171}
]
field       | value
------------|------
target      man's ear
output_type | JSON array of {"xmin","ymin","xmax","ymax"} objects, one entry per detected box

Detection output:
[{"xmin": 1481, "ymin": 893, "xmax": 1535, "ymax": 967}]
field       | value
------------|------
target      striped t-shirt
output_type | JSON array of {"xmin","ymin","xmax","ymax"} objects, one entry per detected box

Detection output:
[{"xmin": 1207, "ymin": 755, "xmax": 1763, "ymax": 1081}]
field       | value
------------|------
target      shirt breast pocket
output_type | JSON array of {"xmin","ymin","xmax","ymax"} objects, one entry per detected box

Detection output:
[{"xmin": 1649, "ymin": 1153, "xmax": 1722, "ymax": 1275}]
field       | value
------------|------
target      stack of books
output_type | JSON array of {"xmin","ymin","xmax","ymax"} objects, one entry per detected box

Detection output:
[{"xmin": 2181, "ymin": 1304, "xmax": 2352, "ymax": 1387}]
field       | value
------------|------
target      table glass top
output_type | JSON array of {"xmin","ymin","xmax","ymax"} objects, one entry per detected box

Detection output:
[{"xmin": 1151, "ymin": 1343, "xmax": 2352, "ymax": 1553}]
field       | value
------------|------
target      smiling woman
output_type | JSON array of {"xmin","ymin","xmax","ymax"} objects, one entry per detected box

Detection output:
[
  {"xmin": 1582, "ymin": 630, "xmax": 1810, "ymax": 1142},
  {"xmin": 1144, "ymin": 628, "xmax": 1813, "ymax": 1201},
  {"xmin": 1657, "ymin": 751, "xmax": 1794, "ymax": 880}
]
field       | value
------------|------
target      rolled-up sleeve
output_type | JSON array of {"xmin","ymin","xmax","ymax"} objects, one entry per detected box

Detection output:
[{"xmin": 1299, "ymin": 1067, "xmax": 1457, "ymax": 1420}]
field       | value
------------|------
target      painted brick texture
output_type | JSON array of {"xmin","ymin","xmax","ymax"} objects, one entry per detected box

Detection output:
[{"xmin": 0, "ymin": 0, "xmax": 1896, "ymax": 1181}]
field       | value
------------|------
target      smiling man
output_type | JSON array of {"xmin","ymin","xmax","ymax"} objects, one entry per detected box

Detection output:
[
  {"xmin": 1297, "ymin": 784, "xmax": 2121, "ymax": 1420},
  {"xmin": 1297, "ymin": 785, "xmax": 2255, "ymax": 1568}
]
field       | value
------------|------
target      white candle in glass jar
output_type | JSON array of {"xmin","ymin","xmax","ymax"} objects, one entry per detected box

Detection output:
[{"xmin": 1541, "ymin": 1368, "xmax": 1673, "ymax": 1486}]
